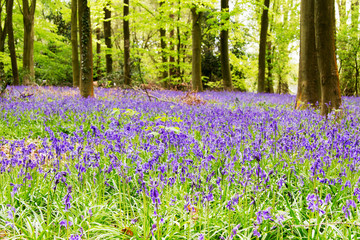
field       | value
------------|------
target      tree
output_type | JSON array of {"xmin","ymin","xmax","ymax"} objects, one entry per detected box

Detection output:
[
  {"xmin": 295, "ymin": 0, "xmax": 320, "ymax": 108},
  {"xmin": 71, "ymin": 0, "xmax": 80, "ymax": 87},
  {"xmin": 6, "ymin": 0, "xmax": 19, "ymax": 85},
  {"xmin": 337, "ymin": 0, "xmax": 360, "ymax": 96},
  {"xmin": 191, "ymin": 5, "xmax": 203, "ymax": 91},
  {"xmin": 257, "ymin": 0, "xmax": 270, "ymax": 93},
  {"xmin": 169, "ymin": 11, "xmax": 176, "ymax": 82},
  {"xmin": 78, "ymin": 0, "xmax": 94, "ymax": 97},
  {"xmin": 220, "ymin": 0, "xmax": 233, "ymax": 91},
  {"xmin": 95, "ymin": 27, "xmax": 102, "ymax": 80},
  {"xmin": 22, "ymin": 0, "xmax": 36, "ymax": 85},
  {"xmin": 0, "ymin": 0, "xmax": 8, "ymax": 84},
  {"xmin": 296, "ymin": 0, "xmax": 341, "ymax": 115},
  {"xmin": 104, "ymin": 1, "xmax": 113, "ymax": 75},
  {"xmin": 314, "ymin": 0, "xmax": 341, "ymax": 115},
  {"xmin": 159, "ymin": 0, "xmax": 168, "ymax": 87},
  {"xmin": 124, "ymin": 0, "xmax": 131, "ymax": 86}
]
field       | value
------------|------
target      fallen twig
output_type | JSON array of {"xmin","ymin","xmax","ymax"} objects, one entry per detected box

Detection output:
[{"xmin": 132, "ymin": 86, "xmax": 175, "ymax": 104}]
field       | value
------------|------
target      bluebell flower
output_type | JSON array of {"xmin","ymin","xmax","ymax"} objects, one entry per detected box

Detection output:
[
  {"xmin": 59, "ymin": 219, "xmax": 73, "ymax": 229},
  {"xmin": 342, "ymin": 200, "xmax": 356, "ymax": 219},
  {"xmin": 199, "ymin": 233, "xmax": 204, "ymax": 240}
]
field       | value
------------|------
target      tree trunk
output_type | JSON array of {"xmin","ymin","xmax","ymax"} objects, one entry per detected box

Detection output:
[
  {"xmin": 220, "ymin": 0, "xmax": 233, "ymax": 91},
  {"xmin": 159, "ymin": 0, "xmax": 168, "ymax": 88},
  {"xmin": 169, "ymin": 13, "xmax": 176, "ymax": 82},
  {"xmin": 295, "ymin": 0, "xmax": 321, "ymax": 109},
  {"xmin": 0, "ymin": 3, "xmax": 7, "ymax": 85},
  {"xmin": 351, "ymin": 0, "xmax": 359, "ymax": 96},
  {"xmin": 104, "ymin": 2, "xmax": 113, "ymax": 74},
  {"xmin": 78, "ymin": 0, "xmax": 94, "ymax": 97},
  {"xmin": 257, "ymin": 0, "xmax": 270, "ymax": 93},
  {"xmin": 22, "ymin": 0, "xmax": 36, "ymax": 85},
  {"xmin": 266, "ymin": 40, "xmax": 274, "ymax": 93},
  {"xmin": 315, "ymin": 0, "xmax": 341, "ymax": 115},
  {"xmin": 123, "ymin": 0, "xmax": 131, "ymax": 86},
  {"xmin": 6, "ymin": 0, "xmax": 19, "ymax": 85},
  {"xmin": 191, "ymin": 6, "xmax": 203, "ymax": 92},
  {"xmin": 95, "ymin": 27, "xmax": 102, "ymax": 81},
  {"xmin": 71, "ymin": 0, "xmax": 80, "ymax": 87},
  {"xmin": 176, "ymin": 0, "xmax": 182, "ymax": 81}
]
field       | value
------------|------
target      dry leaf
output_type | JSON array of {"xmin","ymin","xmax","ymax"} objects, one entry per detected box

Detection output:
[{"xmin": 121, "ymin": 227, "xmax": 134, "ymax": 237}]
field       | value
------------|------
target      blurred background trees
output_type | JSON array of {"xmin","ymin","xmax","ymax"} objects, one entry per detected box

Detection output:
[{"xmin": 0, "ymin": 0, "xmax": 357, "ymax": 98}]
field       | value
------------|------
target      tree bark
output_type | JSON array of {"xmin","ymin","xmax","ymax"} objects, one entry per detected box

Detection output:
[
  {"xmin": 220, "ymin": 0, "xmax": 233, "ymax": 91},
  {"xmin": 123, "ymin": 0, "xmax": 131, "ymax": 86},
  {"xmin": 176, "ymin": 0, "xmax": 182, "ymax": 81},
  {"xmin": 22, "ymin": 0, "xmax": 36, "ymax": 85},
  {"xmin": 71, "ymin": 0, "xmax": 80, "ymax": 87},
  {"xmin": 191, "ymin": 6, "xmax": 203, "ymax": 92},
  {"xmin": 351, "ymin": 0, "xmax": 359, "ymax": 96},
  {"xmin": 295, "ymin": 0, "xmax": 321, "ymax": 109},
  {"xmin": 257, "ymin": 0, "xmax": 270, "ymax": 93},
  {"xmin": 6, "ymin": 0, "xmax": 19, "ymax": 85},
  {"xmin": 315, "ymin": 0, "xmax": 341, "ymax": 115},
  {"xmin": 95, "ymin": 27, "xmax": 102, "ymax": 81},
  {"xmin": 104, "ymin": 2, "xmax": 113, "ymax": 74},
  {"xmin": 78, "ymin": 0, "xmax": 94, "ymax": 97},
  {"xmin": 0, "ymin": 2, "xmax": 7, "ymax": 85},
  {"xmin": 266, "ymin": 40, "xmax": 274, "ymax": 93},
  {"xmin": 169, "ymin": 13, "xmax": 176, "ymax": 82},
  {"xmin": 159, "ymin": 0, "xmax": 168, "ymax": 88}
]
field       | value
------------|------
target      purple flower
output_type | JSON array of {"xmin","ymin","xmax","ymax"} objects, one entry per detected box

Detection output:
[
  {"xmin": 325, "ymin": 194, "xmax": 332, "ymax": 205},
  {"xmin": 10, "ymin": 183, "xmax": 22, "ymax": 198},
  {"xmin": 342, "ymin": 200, "xmax": 356, "ymax": 219},
  {"xmin": 59, "ymin": 219, "xmax": 73, "ymax": 229},
  {"xmin": 63, "ymin": 186, "xmax": 73, "ymax": 211},
  {"xmin": 276, "ymin": 214, "xmax": 285, "ymax": 226},
  {"xmin": 256, "ymin": 208, "xmax": 273, "ymax": 225},
  {"xmin": 253, "ymin": 227, "xmax": 261, "ymax": 237},
  {"xmin": 5, "ymin": 221, "xmax": 14, "ymax": 229},
  {"xmin": 69, "ymin": 234, "xmax": 82, "ymax": 240},
  {"xmin": 306, "ymin": 194, "xmax": 325, "ymax": 215},
  {"xmin": 7, "ymin": 205, "xmax": 16, "ymax": 220},
  {"xmin": 199, "ymin": 233, "xmax": 204, "ymax": 240},
  {"xmin": 277, "ymin": 177, "xmax": 285, "ymax": 189},
  {"xmin": 226, "ymin": 200, "xmax": 235, "ymax": 211},
  {"xmin": 231, "ymin": 224, "xmax": 241, "ymax": 239},
  {"xmin": 151, "ymin": 223, "xmax": 157, "ymax": 236}
]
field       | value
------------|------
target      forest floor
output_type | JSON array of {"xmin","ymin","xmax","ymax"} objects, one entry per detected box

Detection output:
[{"xmin": 0, "ymin": 86, "xmax": 359, "ymax": 239}]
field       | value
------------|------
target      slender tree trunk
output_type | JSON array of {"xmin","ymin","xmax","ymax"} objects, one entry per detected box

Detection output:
[
  {"xmin": 96, "ymin": 27, "xmax": 101, "ymax": 81},
  {"xmin": 315, "ymin": 0, "xmax": 341, "ymax": 115},
  {"xmin": 220, "ymin": 0, "xmax": 233, "ymax": 91},
  {"xmin": 0, "ymin": 4, "xmax": 7, "ymax": 85},
  {"xmin": 176, "ymin": 0, "xmax": 181, "ymax": 81},
  {"xmin": 295, "ymin": 0, "xmax": 321, "ymax": 109},
  {"xmin": 338, "ymin": 0, "xmax": 354, "ymax": 95},
  {"xmin": 169, "ymin": 13, "xmax": 176, "ymax": 82},
  {"xmin": 78, "ymin": 0, "xmax": 94, "ymax": 97},
  {"xmin": 351, "ymin": 0, "xmax": 359, "ymax": 96},
  {"xmin": 191, "ymin": 6, "xmax": 203, "ymax": 92},
  {"xmin": 123, "ymin": 0, "xmax": 131, "ymax": 86},
  {"xmin": 266, "ymin": 40, "xmax": 274, "ymax": 93},
  {"xmin": 104, "ymin": 2, "xmax": 113, "ymax": 74},
  {"xmin": 159, "ymin": 0, "xmax": 168, "ymax": 88},
  {"xmin": 257, "ymin": 0, "xmax": 270, "ymax": 93},
  {"xmin": 22, "ymin": 0, "xmax": 36, "ymax": 85},
  {"xmin": 6, "ymin": 0, "xmax": 19, "ymax": 85},
  {"xmin": 71, "ymin": 0, "xmax": 80, "ymax": 87}
]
